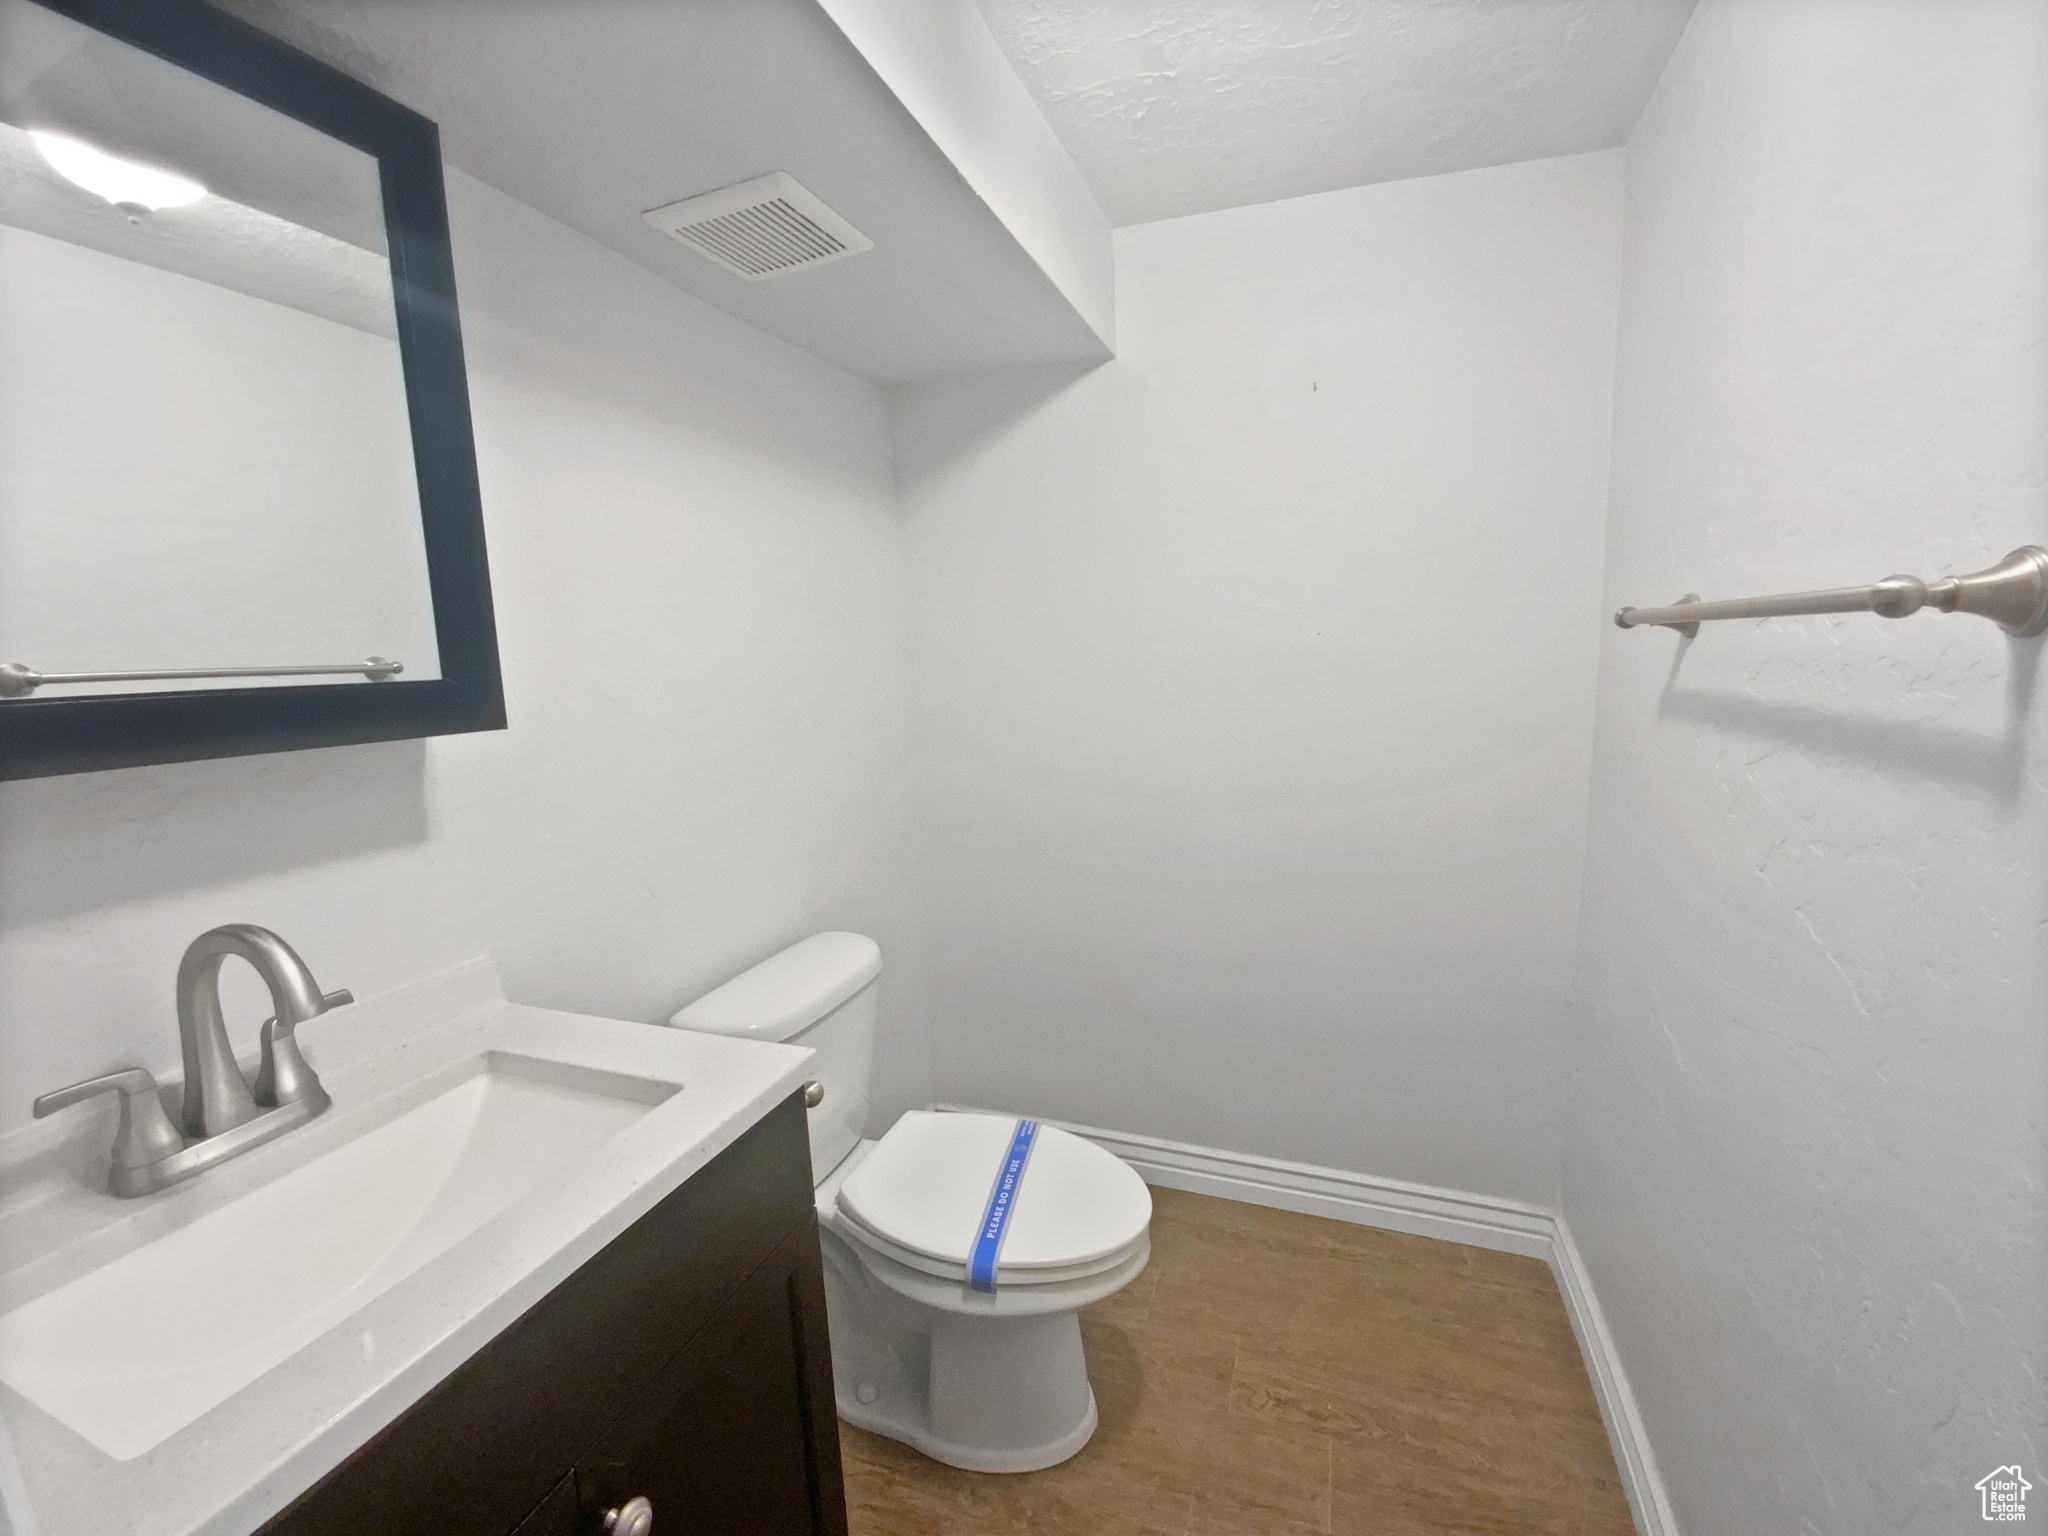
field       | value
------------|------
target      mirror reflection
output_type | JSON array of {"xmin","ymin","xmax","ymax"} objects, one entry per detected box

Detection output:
[{"xmin": 0, "ymin": 0, "xmax": 440, "ymax": 699}]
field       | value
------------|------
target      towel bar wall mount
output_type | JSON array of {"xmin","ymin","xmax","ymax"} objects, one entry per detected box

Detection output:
[{"xmin": 1614, "ymin": 546, "xmax": 2048, "ymax": 639}]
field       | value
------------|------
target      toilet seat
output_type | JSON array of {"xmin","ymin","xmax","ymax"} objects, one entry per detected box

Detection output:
[
  {"xmin": 835, "ymin": 1206, "xmax": 1146, "ymax": 1287},
  {"xmin": 834, "ymin": 1112, "xmax": 1151, "ymax": 1289}
]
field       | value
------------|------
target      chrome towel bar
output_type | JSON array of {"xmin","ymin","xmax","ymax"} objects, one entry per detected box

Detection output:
[
  {"xmin": 1615, "ymin": 547, "xmax": 2048, "ymax": 639},
  {"xmin": 0, "ymin": 657, "xmax": 403, "ymax": 698}
]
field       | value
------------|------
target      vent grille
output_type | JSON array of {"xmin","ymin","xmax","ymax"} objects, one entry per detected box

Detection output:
[{"xmin": 644, "ymin": 172, "xmax": 872, "ymax": 282}]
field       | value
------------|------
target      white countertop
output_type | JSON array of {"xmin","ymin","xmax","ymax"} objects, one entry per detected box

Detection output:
[{"xmin": 0, "ymin": 958, "xmax": 814, "ymax": 1536}]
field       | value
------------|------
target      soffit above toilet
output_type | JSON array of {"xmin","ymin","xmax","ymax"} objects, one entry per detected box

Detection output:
[
  {"xmin": 974, "ymin": 0, "xmax": 1698, "ymax": 226},
  {"xmin": 209, "ymin": 0, "xmax": 1112, "ymax": 383}
]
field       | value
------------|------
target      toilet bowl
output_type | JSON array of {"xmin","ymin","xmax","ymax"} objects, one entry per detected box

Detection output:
[
  {"xmin": 670, "ymin": 934, "xmax": 1151, "ymax": 1472},
  {"xmin": 816, "ymin": 1111, "xmax": 1150, "ymax": 1471}
]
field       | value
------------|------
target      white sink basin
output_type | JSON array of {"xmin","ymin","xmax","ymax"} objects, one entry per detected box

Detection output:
[{"xmin": 0, "ymin": 1053, "xmax": 672, "ymax": 1461}]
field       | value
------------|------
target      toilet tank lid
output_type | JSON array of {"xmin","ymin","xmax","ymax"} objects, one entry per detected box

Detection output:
[{"xmin": 669, "ymin": 931, "xmax": 881, "ymax": 1042}]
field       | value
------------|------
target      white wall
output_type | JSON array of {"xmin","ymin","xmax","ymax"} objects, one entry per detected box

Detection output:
[
  {"xmin": 894, "ymin": 152, "xmax": 1623, "ymax": 1204},
  {"xmin": 0, "ymin": 168, "xmax": 931, "ymax": 1140},
  {"xmin": 0, "ymin": 220, "xmax": 436, "ymax": 690},
  {"xmin": 1568, "ymin": 1, "xmax": 2048, "ymax": 1530}
]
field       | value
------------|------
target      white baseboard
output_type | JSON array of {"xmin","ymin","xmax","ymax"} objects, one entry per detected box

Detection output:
[
  {"xmin": 1549, "ymin": 1216, "xmax": 1681, "ymax": 1536},
  {"xmin": 931, "ymin": 1101, "xmax": 1677, "ymax": 1536}
]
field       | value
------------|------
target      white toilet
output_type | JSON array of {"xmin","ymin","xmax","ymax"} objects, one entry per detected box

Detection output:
[{"xmin": 670, "ymin": 932, "xmax": 1151, "ymax": 1473}]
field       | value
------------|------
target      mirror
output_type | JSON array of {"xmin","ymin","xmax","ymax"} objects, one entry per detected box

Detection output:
[{"xmin": 0, "ymin": 0, "xmax": 502, "ymax": 780}]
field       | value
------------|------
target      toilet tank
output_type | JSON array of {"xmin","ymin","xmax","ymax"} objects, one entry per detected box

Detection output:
[{"xmin": 668, "ymin": 932, "xmax": 880, "ymax": 1181}]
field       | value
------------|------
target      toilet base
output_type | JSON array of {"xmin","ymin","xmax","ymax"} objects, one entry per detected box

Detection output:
[
  {"xmin": 820, "ymin": 1226, "xmax": 1120, "ymax": 1473},
  {"xmin": 837, "ymin": 1377, "xmax": 1098, "ymax": 1475}
]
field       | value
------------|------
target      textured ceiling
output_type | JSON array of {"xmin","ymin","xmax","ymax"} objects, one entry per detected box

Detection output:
[{"xmin": 976, "ymin": 0, "xmax": 1697, "ymax": 226}]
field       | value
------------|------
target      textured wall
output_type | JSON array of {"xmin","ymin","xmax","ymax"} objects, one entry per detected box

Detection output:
[
  {"xmin": 1568, "ymin": 0, "xmax": 2048, "ymax": 1529},
  {"xmin": 896, "ymin": 153, "xmax": 1623, "ymax": 1204},
  {"xmin": 0, "ymin": 170, "xmax": 932, "ymax": 1140}
]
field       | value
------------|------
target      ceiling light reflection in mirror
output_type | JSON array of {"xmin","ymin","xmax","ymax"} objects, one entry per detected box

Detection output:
[
  {"xmin": 0, "ymin": 0, "xmax": 442, "ymax": 696},
  {"xmin": 29, "ymin": 125, "xmax": 205, "ymax": 211}
]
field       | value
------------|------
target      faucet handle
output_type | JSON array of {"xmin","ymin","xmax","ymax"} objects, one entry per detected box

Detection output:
[
  {"xmin": 34, "ymin": 1068, "xmax": 187, "ymax": 1171},
  {"xmin": 253, "ymin": 988, "xmax": 350, "ymax": 1109},
  {"xmin": 263, "ymin": 988, "xmax": 353, "ymax": 1023}
]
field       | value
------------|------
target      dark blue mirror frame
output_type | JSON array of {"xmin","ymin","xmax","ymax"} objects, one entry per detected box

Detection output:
[{"xmin": 0, "ymin": 0, "xmax": 505, "ymax": 781}]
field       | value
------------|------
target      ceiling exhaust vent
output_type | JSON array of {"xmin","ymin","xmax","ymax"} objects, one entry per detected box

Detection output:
[{"xmin": 643, "ymin": 172, "xmax": 872, "ymax": 281}]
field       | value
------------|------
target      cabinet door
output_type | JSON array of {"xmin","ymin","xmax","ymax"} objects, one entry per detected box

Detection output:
[
  {"xmin": 575, "ymin": 1221, "xmax": 847, "ymax": 1536},
  {"xmin": 258, "ymin": 1095, "xmax": 818, "ymax": 1536},
  {"xmin": 509, "ymin": 1475, "xmax": 579, "ymax": 1536}
]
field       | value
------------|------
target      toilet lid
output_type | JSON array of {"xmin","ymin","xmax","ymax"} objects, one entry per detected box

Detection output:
[{"xmin": 837, "ymin": 1112, "xmax": 1151, "ymax": 1276}]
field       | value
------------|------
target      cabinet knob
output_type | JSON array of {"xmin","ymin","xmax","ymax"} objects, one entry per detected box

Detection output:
[
  {"xmin": 802, "ymin": 1080, "xmax": 825, "ymax": 1108},
  {"xmin": 603, "ymin": 1496, "xmax": 653, "ymax": 1536}
]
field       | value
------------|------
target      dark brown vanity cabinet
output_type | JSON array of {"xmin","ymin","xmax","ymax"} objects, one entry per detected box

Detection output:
[{"xmin": 259, "ymin": 1093, "xmax": 847, "ymax": 1536}]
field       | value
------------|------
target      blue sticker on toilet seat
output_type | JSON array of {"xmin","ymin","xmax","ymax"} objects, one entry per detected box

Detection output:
[{"xmin": 967, "ymin": 1118, "xmax": 1040, "ymax": 1293}]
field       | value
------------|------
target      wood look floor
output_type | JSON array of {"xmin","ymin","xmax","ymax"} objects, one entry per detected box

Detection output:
[{"xmin": 840, "ymin": 1187, "xmax": 1633, "ymax": 1536}]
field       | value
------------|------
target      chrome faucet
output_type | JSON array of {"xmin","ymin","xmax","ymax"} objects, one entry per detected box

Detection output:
[{"xmin": 33, "ymin": 925, "xmax": 350, "ymax": 1197}]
